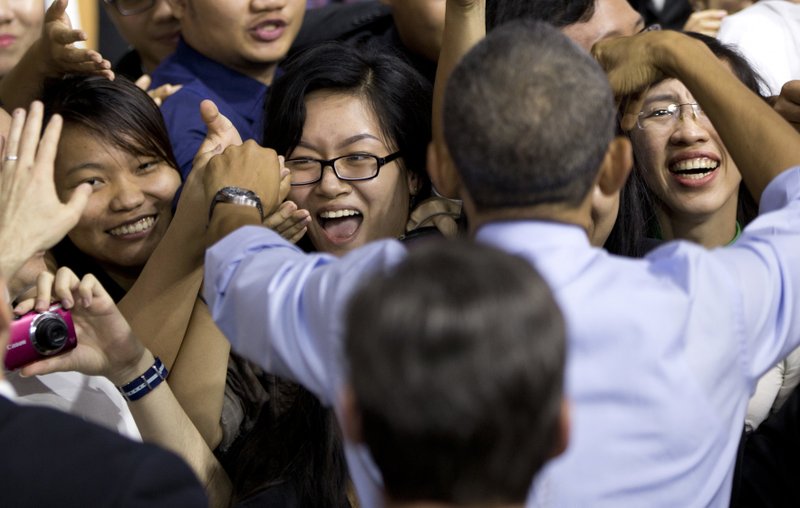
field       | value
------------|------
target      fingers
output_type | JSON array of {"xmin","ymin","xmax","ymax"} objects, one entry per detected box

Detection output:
[
  {"xmin": 618, "ymin": 92, "xmax": 646, "ymax": 132},
  {"xmin": 52, "ymin": 267, "xmax": 80, "ymax": 309},
  {"xmin": 147, "ymin": 83, "xmax": 182, "ymax": 107},
  {"xmin": 33, "ymin": 271, "xmax": 55, "ymax": 312},
  {"xmin": 17, "ymin": 102, "xmax": 45, "ymax": 168},
  {"xmin": 20, "ymin": 354, "xmax": 73, "ymax": 378},
  {"xmin": 135, "ymin": 74, "xmax": 152, "ymax": 91},
  {"xmin": 35, "ymin": 113, "xmax": 63, "ymax": 172},
  {"xmin": 51, "ymin": 27, "xmax": 87, "ymax": 47},
  {"xmin": 4, "ymin": 108, "xmax": 26, "ymax": 163},
  {"xmin": 45, "ymin": 0, "xmax": 68, "ymax": 22}
]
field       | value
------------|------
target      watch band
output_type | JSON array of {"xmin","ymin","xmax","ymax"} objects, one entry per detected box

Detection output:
[{"xmin": 209, "ymin": 186, "xmax": 264, "ymax": 220}]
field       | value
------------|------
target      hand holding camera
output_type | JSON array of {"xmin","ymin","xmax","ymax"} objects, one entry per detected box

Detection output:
[{"xmin": 13, "ymin": 267, "xmax": 153, "ymax": 386}]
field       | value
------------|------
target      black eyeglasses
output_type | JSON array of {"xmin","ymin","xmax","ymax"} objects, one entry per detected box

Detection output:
[
  {"xmin": 286, "ymin": 152, "xmax": 402, "ymax": 186},
  {"xmin": 103, "ymin": 0, "xmax": 155, "ymax": 16}
]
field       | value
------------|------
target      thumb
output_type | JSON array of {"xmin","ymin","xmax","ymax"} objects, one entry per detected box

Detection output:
[
  {"xmin": 45, "ymin": 0, "xmax": 68, "ymax": 23},
  {"xmin": 200, "ymin": 100, "xmax": 242, "ymax": 146},
  {"xmin": 63, "ymin": 183, "xmax": 92, "ymax": 221},
  {"xmin": 135, "ymin": 74, "xmax": 152, "ymax": 91}
]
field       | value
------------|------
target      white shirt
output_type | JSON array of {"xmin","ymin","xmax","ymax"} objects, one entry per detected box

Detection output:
[
  {"xmin": 718, "ymin": 0, "xmax": 800, "ymax": 95},
  {"xmin": 6, "ymin": 370, "xmax": 141, "ymax": 440}
]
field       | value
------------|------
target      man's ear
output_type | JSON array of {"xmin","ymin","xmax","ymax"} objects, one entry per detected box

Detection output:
[
  {"xmin": 166, "ymin": 0, "xmax": 187, "ymax": 20},
  {"xmin": 426, "ymin": 141, "xmax": 462, "ymax": 199},
  {"xmin": 339, "ymin": 385, "xmax": 364, "ymax": 444},
  {"xmin": 596, "ymin": 136, "xmax": 633, "ymax": 197},
  {"xmin": 549, "ymin": 398, "xmax": 570, "ymax": 459}
]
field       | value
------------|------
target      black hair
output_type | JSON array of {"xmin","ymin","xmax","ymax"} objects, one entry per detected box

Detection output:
[
  {"xmin": 346, "ymin": 239, "xmax": 566, "ymax": 503},
  {"xmin": 486, "ymin": 0, "xmax": 596, "ymax": 30},
  {"xmin": 444, "ymin": 20, "xmax": 616, "ymax": 211},
  {"xmin": 42, "ymin": 75, "xmax": 178, "ymax": 170},
  {"xmin": 263, "ymin": 42, "xmax": 432, "ymax": 199}
]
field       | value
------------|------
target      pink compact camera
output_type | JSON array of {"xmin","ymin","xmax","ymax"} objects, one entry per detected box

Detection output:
[{"xmin": 4, "ymin": 305, "xmax": 77, "ymax": 371}]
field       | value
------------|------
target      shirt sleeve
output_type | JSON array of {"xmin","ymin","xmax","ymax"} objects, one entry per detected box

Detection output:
[
  {"xmin": 717, "ymin": 167, "xmax": 800, "ymax": 381},
  {"xmin": 204, "ymin": 226, "xmax": 407, "ymax": 405}
]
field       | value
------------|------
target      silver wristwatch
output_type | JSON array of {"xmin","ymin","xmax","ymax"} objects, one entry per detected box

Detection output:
[{"xmin": 209, "ymin": 186, "xmax": 264, "ymax": 220}]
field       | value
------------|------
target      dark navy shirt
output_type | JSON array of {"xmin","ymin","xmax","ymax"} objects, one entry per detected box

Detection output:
[{"xmin": 150, "ymin": 39, "xmax": 268, "ymax": 180}]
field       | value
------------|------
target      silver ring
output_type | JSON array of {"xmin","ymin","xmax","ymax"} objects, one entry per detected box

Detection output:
[{"xmin": 4, "ymin": 155, "xmax": 18, "ymax": 162}]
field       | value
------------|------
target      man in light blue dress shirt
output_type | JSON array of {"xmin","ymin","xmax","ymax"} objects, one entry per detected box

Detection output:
[{"xmin": 202, "ymin": 21, "xmax": 800, "ymax": 508}]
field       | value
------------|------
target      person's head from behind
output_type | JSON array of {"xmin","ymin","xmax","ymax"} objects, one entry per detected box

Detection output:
[
  {"xmin": 628, "ymin": 33, "xmax": 763, "ymax": 244},
  {"xmin": 264, "ymin": 42, "xmax": 432, "ymax": 256},
  {"xmin": 102, "ymin": 0, "xmax": 181, "ymax": 73},
  {"xmin": 43, "ymin": 76, "xmax": 180, "ymax": 287},
  {"xmin": 343, "ymin": 240, "xmax": 568, "ymax": 505},
  {"xmin": 165, "ymin": 0, "xmax": 305, "ymax": 84},
  {"xmin": 486, "ymin": 0, "xmax": 644, "ymax": 50},
  {"xmin": 441, "ymin": 20, "xmax": 630, "ymax": 233},
  {"xmin": 0, "ymin": 0, "xmax": 44, "ymax": 76}
]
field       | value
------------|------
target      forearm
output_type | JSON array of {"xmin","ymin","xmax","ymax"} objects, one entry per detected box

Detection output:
[
  {"xmin": 656, "ymin": 33, "xmax": 800, "ymax": 200},
  {"xmin": 432, "ymin": 0, "xmax": 485, "ymax": 198},
  {"xmin": 116, "ymin": 352, "xmax": 232, "ymax": 508}
]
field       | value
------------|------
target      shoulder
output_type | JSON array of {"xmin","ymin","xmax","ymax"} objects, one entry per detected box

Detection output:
[
  {"xmin": 0, "ymin": 399, "xmax": 206, "ymax": 507},
  {"xmin": 292, "ymin": 1, "xmax": 392, "ymax": 53}
]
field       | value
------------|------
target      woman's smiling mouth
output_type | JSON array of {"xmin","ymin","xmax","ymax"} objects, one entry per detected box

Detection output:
[
  {"xmin": 107, "ymin": 215, "xmax": 157, "ymax": 237},
  {"xmin": 318, "ymin": 209, "xmax": 363, "ymax": 241}
]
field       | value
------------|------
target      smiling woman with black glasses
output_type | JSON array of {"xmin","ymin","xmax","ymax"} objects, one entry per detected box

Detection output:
[{"xmin": 264, "ymin": 41, "xmax": 460, "ymax": 257}]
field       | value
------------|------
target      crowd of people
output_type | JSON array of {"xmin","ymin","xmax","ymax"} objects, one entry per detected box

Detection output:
[{"xmin": 1, "ymin": 0, "xmax": 800, "ymax": 507}]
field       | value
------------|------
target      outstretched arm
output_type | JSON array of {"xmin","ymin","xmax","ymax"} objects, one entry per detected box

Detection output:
[
  {"xmin": 433, "ymin": 0, "xmax": 486, "ymax": 198},
  {"xmin": 431, "ymin": 0, "xmax": 485, "ymax": 199},
  {"xmin": 19, "ymin": 268, "xmax": 232, "ymax": 508},
  {"xmin": 593, "ymin": 30, "xmax": 800, "ymax": 200},
  {"xmin": 0, "ymin": 0, "xmax": 113, "ymax": 111}
]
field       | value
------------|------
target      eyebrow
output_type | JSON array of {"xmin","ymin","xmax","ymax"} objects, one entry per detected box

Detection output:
[
  {"xmin": 642, "ymin": 93, "xmax": 679, "ymax": 105},
  {"xmin": 64, "ymin": 162, "xmax": 105, "ymax": 176},
  {"xmin": 296, "ymin": 133, "xmax": 383, "ymax": 152},
  {"xmin": 599, "ymin": 15, "xmax": 646, "ymax": 40}
]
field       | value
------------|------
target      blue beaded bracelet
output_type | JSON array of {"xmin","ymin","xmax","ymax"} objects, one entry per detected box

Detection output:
[{"xmin": 117, "ymin": 357, "xmax": 168, "ymax": 402}]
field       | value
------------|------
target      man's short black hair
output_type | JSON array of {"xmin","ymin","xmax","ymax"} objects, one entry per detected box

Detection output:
[
  {"xmin": 345, "ymin": 240, "xmax": 566, "ymax": 503},
  {"xmin": 443, "ymin": 20, "xmax": 616, "ymax": 211},
  {"xmin": 486, "ymin": 0, "xmax": 596, "ymax": 30}
]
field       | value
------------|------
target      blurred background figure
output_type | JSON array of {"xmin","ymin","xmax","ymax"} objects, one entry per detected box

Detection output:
[
  {"xmin": 101, "ymin": 0, "xmax": 180, "ymax": 80},
  {"xmin": 717, "ymin": 0, "xmax": 800, "ymax": 96},
  {"xmin": 628, "ymin": 0, "xmax": 751, "ymax": 35}
]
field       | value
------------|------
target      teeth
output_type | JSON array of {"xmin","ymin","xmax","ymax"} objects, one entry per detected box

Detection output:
[
  {"xmin": 319, "ymin": 209, "xmax": 361, "ymax": 219},
  {"xmin": 263, "ymin": 23, "xmax": 278, "ymax": 31},
  {"xmin": 670, "ymin": 157, "xmax": 719, "ymax": 173},
  {"xmin": 109, "ymin": 216, "xmax": 155, "ymax": 237},
  {"xmin": 678, "ymin": 172, "xmax": 712, "ymax": 180}
]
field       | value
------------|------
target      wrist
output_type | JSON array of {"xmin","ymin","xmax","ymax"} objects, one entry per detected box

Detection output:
[
  {"xmin": 655, "ymin": 31, "xmax": 704, "ymax": 80},
  {"xmin": 207, "ymin": 203, "xmax": 262, "ymax": 247},
  {"xmin": 109, "ymin": 348, "xmax": 155, "ymax": 387}
]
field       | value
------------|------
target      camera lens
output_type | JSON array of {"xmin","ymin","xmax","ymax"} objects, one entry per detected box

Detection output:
[{"xmin": 32, "ymin": 315, "xmax": 69, "ymax": 353}]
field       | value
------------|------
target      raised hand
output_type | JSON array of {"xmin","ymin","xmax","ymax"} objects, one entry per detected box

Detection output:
[
  {"xmin": 0, "ymin": 103, "xmax": 91, "ymax": 279},
  {"xmin": 135, "ymin": 74, "xmax": 183, "ymax": 107},
  {"xmin": 39, "ymin": 0, "xmax": 114, "ymax": 79},
  {"xmin": 773, "ymin": 80, "xmax": 800, "ymax": 133},
  {"xmin": 683, "ymin": 9, "xmax": 727, "ymax": 37}
]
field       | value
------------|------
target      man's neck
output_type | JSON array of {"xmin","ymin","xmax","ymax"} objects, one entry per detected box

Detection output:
[
  {"xmin": 387, "ymin": 500, "xmax": 521, "ymax": 508},
  {"xmin": 464, "ymin": 198, "xmax": 593, "ymax": 239}
]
